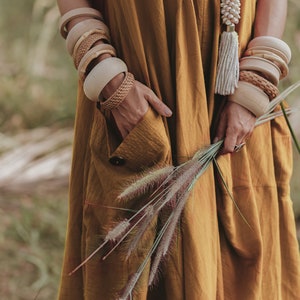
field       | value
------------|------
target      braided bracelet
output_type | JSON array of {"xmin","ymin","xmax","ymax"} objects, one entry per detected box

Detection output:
[
  {"xmin": 239, "ymin": 71, "xmax": 279, "ymax": 100},
  {"xmin": 59, "ymin": 7, "xmax": 104, "ymax": 39},
  {"xmin": 100, "ymin": 72, "xmax": 135, "ymax": 110},
  {"xmin": 73, "ymin": 30, "xmax": 109, "ymax": 68},
  {"xmin": 78, "ymin": 44, "xmax": 117, "ymax": 79}
]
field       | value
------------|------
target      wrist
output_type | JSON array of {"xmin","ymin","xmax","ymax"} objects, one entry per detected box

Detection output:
[{"xmin": 102, "ymin": 73, "xmax": 126, "ymax": 99}]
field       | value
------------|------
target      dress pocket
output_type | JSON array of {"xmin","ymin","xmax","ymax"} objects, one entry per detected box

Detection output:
[{"xmin": 90, "ymin": 105, "xmax": 172, "ymax": 172}]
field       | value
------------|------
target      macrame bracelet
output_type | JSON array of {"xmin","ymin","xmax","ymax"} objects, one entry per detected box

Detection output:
[
  {"xmin": 59, "ymin": 7, "xmax": 104, "ymax": 39},
  {"xmin": 247, "ymin": 36, "xmax": 291, "ymax": 64},
  {"xmin": 83, "ymin": 57, "xmax": 128, "ymax": 102},
  {"xmin": 100, "ymin": 72, "xmax": 135, "ymax": 110},
  {"xmin": 228, "ymin": 81, "xmax": 269, "ymax": 117},
  {"xmin": 66, "ymin": 19, "xmax": 110, "ymax": 55},
  {"xmin": 78, "ymin": 44, "xmax": 117, "ymax": 79},
  {"xmin": 239, "ymin": 56, "xmax": 281, "ymax": 86},
  {"xmin": 239, "ymin": 71, "xmax": 279, "ymax": 100},
  {"xmin": 73, "ymin": 30, "xmax": 110, "ymax": 68}
]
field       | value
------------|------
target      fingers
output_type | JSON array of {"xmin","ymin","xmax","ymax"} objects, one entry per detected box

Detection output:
[
  {"xmin": 213, "ymin": 102, "xmax": 256, "ymax": 155},
  {"xmin": 145, "ymin": 92, "xmax": 172, "ymax": 117}
]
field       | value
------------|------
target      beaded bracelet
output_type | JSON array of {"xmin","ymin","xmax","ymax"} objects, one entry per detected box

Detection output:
[
  {"xmin": 100, "ymin": 72, "xmax": 135, "ymax": 110},
  {"xmin": 66, "ymin": 19, "xmax": 110, "ymax": 55},
  {"xmin": 228, "ymin": 81, "xmax": 269, "ymax": 117},
  {"xmin": 59, "ymin": 7, "xmax": 104, "ymax": 39},
  {"xmin": 83, "ymin": 57, "xmax": 128, "ymax": 102},
  {"xmin": 239, "ymin": 56, "xmax": 281, "ymax": 86},
  {"xmin": 78, "ymin": 44, "xmax": 117, "ymax": 79},
  {"xmin": 239, "ymin": 71, "xmax": 279, "ymax": 100},
  {"xmin": 73, "ymin": 30, "xmax": 109, "ymax": 68}
]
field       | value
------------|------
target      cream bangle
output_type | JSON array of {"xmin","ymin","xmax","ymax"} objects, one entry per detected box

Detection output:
[
  {"xmin": 239, "ymin": 56, "xmax": 280, "ymax": 86},
  {"xmin": 228, "ymin": 81, "xmax": 269, "ymax": 117},
  {"xmin": 78, "ymin": 44, "xmax": 117, "ymax": 79},
  {"xmin": 244, "ymin": 46, "xmax": 289, "ymax": 64},
  {"xmin": 100, "ymin": 72, "xmax": 135, "ymax": 110},
  {"xmin": 83, "ymin": 57, "xmax": 128, "ymax": 102},
  {"xmin": 245, "ymin": 52, "xmax": 288, "ymax": 79},
  {"xmin": 59, "ymin": 7, "xmax": 104, "ymax": 39},
  {"xmin": 66, "ymin": 19, "xmax": 110, "ymax": 55},
  {"xmin": 247, "ymin": 36, "xmax": 291, "ymax": 63}
]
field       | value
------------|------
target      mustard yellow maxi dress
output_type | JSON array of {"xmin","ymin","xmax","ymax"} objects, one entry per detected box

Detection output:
[{"xmin": 58, "ymin": 0, "xmax": 300, "ymax": 299}]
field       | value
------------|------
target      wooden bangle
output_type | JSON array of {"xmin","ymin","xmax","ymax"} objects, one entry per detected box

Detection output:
[
  {"xmin": 239, "ymin": 71, "xmax": 279, "ymax": 100},
  {"xmin": 78, "ymin": 44, "xmax": 117, "ymax": 79},
  {"xmin": 73, "ymin": 30, "xmax": 109, "ymax": 68},
  {"xmin": 66, "ymin": 19, "xmax": 110, "ymax": 55},
  {"xmin": 59, "ymin": 7, "xmax": 104, "ymax": 39},
  {"xmin": 247, "ymin": 36, "xmax": 291, "ymax": 63},
  {"xmin": 83, "ymin": 57, "xmax": 128, "ymax": 102},
  {"xmin": 246, "ymin": 52, "xmax": 288, "ymax": 79},
  {"xmin": 228, "ymin": 81, "xmax": 269, "ymax": 117},
  {"xmin": 100, "ymin": 72, "xmax": 135, "ymax": 110},
  {"xmin": 239, "ymin": 56, "xmax": 280, "ymax": 86},
  {"xmin": 244, "ymin": 46, "xmax": 289, "ymax": 64}
]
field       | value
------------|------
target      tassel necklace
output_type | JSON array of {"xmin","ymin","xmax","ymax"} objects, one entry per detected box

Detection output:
[{"xmin": 215, "ymin": 0, "xmax": 241, "ymax": 95}]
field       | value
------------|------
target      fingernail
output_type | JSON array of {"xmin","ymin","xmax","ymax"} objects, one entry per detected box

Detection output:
[{"xmin": 164, "ymin": 107, "xmax": 173, "ymax": 117}]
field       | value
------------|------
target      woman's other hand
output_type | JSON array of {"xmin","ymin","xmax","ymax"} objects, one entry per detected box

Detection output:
[{"xmin": 213, "ymin": 101, "xmax": 256, "ymax": 155}]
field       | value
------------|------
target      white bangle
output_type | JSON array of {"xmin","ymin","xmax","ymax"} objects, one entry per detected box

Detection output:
[
  {"xmin": 66, "ymin": 19, "xmax": 110, "ymax": 55},
  {"xmin": 83, "ymin": 57, "xmax": 128, "ymax": 102},
  {"xmin": 228, "ymin": 81, "xmax": 269, "ymax": 117},
  {"xmin": 59, "ymin": 7, "xmax": 104, "ymax": 39}
]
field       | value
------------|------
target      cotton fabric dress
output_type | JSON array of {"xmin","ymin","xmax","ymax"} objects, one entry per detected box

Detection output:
[{"xmin": 58, "ymin": 0, "xmax": 300, "ymax": 299}]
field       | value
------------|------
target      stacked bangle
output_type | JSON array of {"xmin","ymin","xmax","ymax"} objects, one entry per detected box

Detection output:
[
  {"xmin": 100, "ymin": 72, "xmax": 135, "ymax": 110},
  {"xmin": 229, "ymin": 36, "xmax": 291, "ymax": 117},
  {"xmin": 247, "ymin": 36, "xmax": 291, "ymax": 63},
  {"xmin": 78, "ymin": 44, "xmax": 117, "ymax": 79},
  {"xmin": 59, "ymin": 7, "xmax": 104, "ymax": 39},
  {"xmin": 228, "ymin": 81, "xmax": 269, "ymax": 117},
  {"xmin": 239, "ymin": 71, "xmax": 279, "ymax": 100},
  {"xmin": 73, "ymin": 31, "xmax": 111, "ymax": 68},
  {"xmin": 83, "ymin": 57, "xmax": 128, "ymax": 102},
  {"xmin": 66, "ymin": 19, "xmax": 110, "ymax": 55},
  {"xmin": 239, "ymin": 56, "xmax": 281, "ymax": 85}
]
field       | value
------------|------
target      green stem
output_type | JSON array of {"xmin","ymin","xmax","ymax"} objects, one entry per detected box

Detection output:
[{"xmin": 280, "ymin": 103, "xmax": 300, "ymax": 155}]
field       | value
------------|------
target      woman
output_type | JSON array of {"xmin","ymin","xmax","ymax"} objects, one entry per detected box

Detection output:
[{"xmin": 57, "ymin": 0, "xmax": 300, "ymax": 299}]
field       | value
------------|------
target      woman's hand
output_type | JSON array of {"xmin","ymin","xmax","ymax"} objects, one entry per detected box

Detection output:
[
  {"xmin": 213, "ymin": 101, "xmax": 256, "ymax": 154},
  {"xmin": 102, "ymin": 74, "xmax": 172, "ymax": 138}
]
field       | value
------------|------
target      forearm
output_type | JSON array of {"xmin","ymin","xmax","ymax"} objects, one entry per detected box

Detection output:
[
  {"xmin": 254, "ymin": 0, "xmax": 287, "ymax": 38},
  {"xmin": 57, "ymin": 0, "xmax": 91, "ymax": 14}
]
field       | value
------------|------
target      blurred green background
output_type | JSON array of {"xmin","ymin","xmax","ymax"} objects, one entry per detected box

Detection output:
[{"xmin": 0, "ymin": 0, "xmax": 299, "ymax": 299}]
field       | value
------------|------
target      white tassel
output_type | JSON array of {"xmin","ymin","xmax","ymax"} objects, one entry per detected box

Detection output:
[
  {"xmin": 215, "ymin": 0, "xmax": 241, "ymax": 95},
  {"xmin": 215, "ymin": 25, "xmax": 239, "ymax": 95}
]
